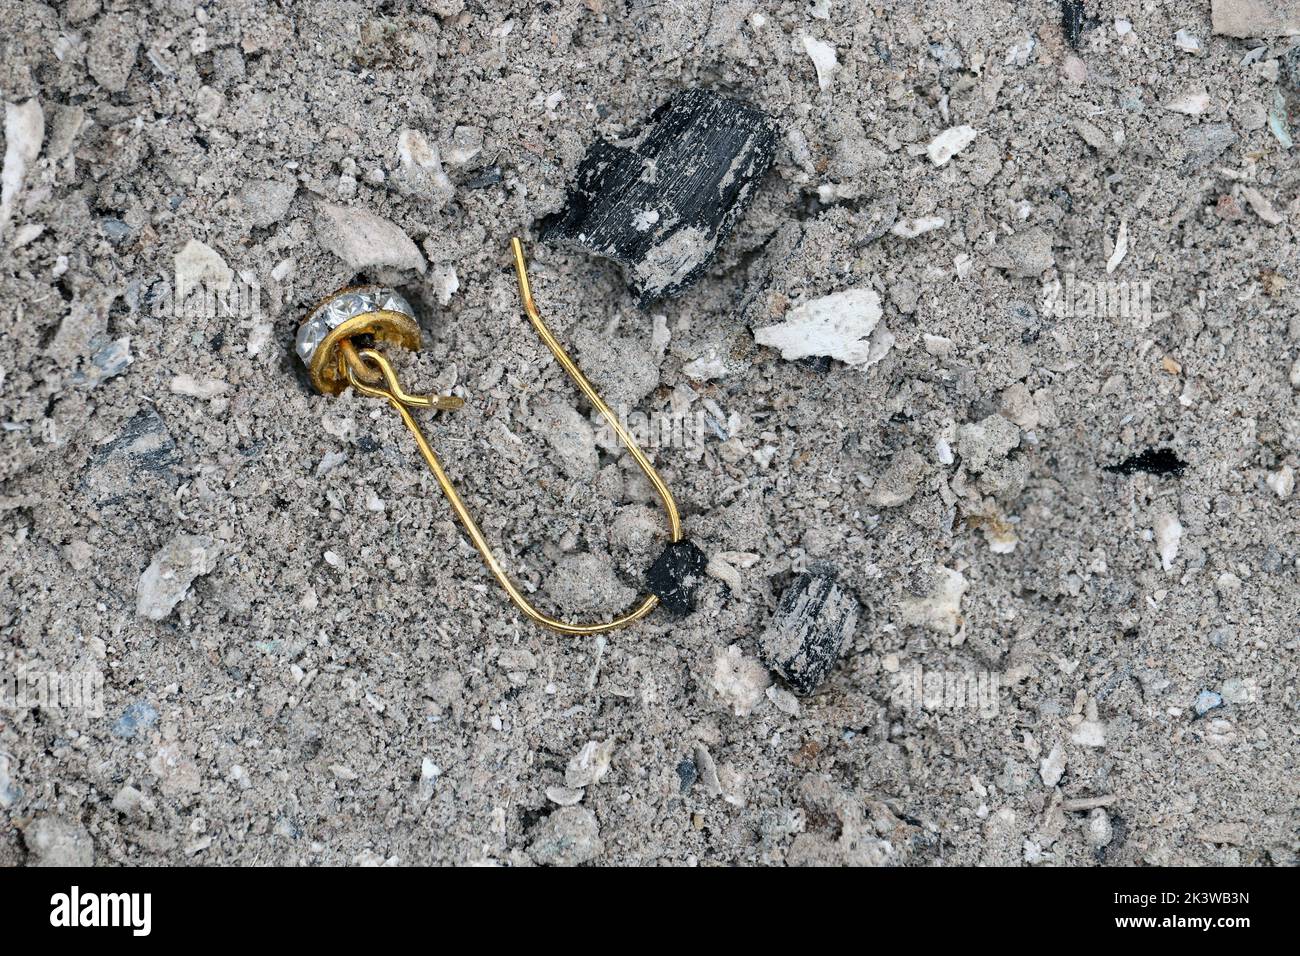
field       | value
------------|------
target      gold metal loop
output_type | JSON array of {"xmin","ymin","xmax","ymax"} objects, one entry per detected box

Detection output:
[
  {"xmin": 343, "ymin": 238, "xmax": 682, "ymax": 635},
  {"xmin": 340, "ymin": 341, "xmax": 463, "ymax": 411}
]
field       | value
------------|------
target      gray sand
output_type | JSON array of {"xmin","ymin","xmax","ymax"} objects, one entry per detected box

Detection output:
[{"xmin": 1, "ymin": 0, "xmax": 1296, "ymax": 866}]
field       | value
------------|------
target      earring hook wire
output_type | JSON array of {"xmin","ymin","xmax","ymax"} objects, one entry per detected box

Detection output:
[{"xmin": 341, "ymin": 238, "xmax": 682, "ymax": 635}]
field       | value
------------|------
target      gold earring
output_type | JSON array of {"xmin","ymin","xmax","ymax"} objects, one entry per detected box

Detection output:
[{"xmin": 297, "ymin": 238, "xmax": 683, "ymax": 634}]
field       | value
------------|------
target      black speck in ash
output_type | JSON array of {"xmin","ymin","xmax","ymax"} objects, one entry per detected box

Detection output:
[
  {"xmin": 1106, "ymin": 447, "xmax": 1187, "ymax": 477},
  {"xmin": 675, "ymin": 758, "xmax": 697, "ymax": 793}
]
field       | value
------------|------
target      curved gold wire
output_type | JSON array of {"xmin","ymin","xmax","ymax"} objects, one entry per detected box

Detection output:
[
  {"xmin": 339, "ymin": 338, "xmax": 463, "ymax": 410},
  {"xmin": 342, "ymin": 238, "xmax": 682, "ymax": 635}
]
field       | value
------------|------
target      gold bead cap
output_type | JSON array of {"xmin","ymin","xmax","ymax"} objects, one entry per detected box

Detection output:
[{"xmin": 296, "ymin": 286, "xmax": 421, "ymax": 395}]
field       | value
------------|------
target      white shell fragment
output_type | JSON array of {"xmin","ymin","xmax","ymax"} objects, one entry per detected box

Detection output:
[
  {"xmin": 1005, "ymin": 36, "xmax": 1035, "ymax": 67},
  {"xmin": 136, "ymin": 534, "xmax": 222, "ymax": 621},
  {"xmin": 1040, "ymin": 744, "xmax": 1066, "ymax": 787},
  {"xmin": 1164, "ymin": 90, "xmax": 1211, "ymax": 115},
  {"xmin": 926, "ymin": 125, "xmax": 978, "ymax": 166},
  {"xmin": 313, "ymin": 199, "xmax": 426, "ymax": 274},
  {"xmin": 1153, "ymin": 512, "xmax": 1182, "ymax": 572},
  {"xmin": 711, "ymin": 644, "xmax": 771, "ymax": 717},
  {"xmin": 891, "ymin": 216, "xmax": 946, "ymax": 239},
  {"xmin": 754, "ymin": 289, "xmax": 892, "ymax": 367},
  {"xmin": 417, "ymin": 758, "xmax": 440, "ymax": 801},
  {"xmin": 1071, "ymin": 718, "xmax": 1107, "ymax": 748},
  {"xmin": 899, "ymin": 567, "xmax": 968, "ymax": 636},
  {"xmin": 393, "ymin": 128, "xmax": 453, "ymax": 208},
  {"xmin": 799, "ymin": 35, "xmax": 839, "ymax": 91},
  {"xmin": 564, "ymin": 739, "xmax": 615, "ymax": 788},
  {"xmin": 1239, "ymin": 186, "xmax": 1284, "ymax": 225},
  {"xmin": 1266, "ymin": 465, "xmax": 1294, "ymax": 499},
  {"xmin": 985, "ymin": 522, "xmax": 1019, "ymax": 555},
  {"xmin": 935, "ymin": 435, "xmax": 955, "ymax": 465},
  {"xmin": 546, "ymin": 786, "xmax": 585, "ymax": 806},
  {"xmin": 683, "ymin": 349, "xmax": 729, "ymax": 380},
  {"xmin": 174, "ymin": 238, "xmax": 233, "ymax": 300},
  {"xmin": 170, "ymin": 375, "xmax": 229, "ymax": 400},
  {"xmin": 923, "ymin": 334, "xmax": 954, "ymax": 357},
  {"xmin": 1106, "ymin": 220, "xmax": 1128, "ymax": 274},
  {"xmin": 1, "ymin": 98, "xmax": 44, "ymax": 238}
]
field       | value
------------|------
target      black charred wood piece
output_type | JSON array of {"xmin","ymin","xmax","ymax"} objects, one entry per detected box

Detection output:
[
  {"xmin": 646, "ymin": 539, "xmax": 709, "ymax": 613},
  {"xmin": 541, "ymin": 89, "xmax": 778, "ymax": 305},
  {"xmin": 1061, "ymin": 0, "xmax": 1086, "ymax": 49},
  {"xmin": 759, "ymin": 573, "xmax": 860, "ymax": 696}
]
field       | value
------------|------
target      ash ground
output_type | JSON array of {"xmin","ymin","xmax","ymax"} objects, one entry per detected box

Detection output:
[{"xmin": 1, "ymin": 0, "xmax": 1297, "ymax": 866}]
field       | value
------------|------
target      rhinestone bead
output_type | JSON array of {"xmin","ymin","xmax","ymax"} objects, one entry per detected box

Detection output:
[{"xmin": 295, "ymin": 286, "xmax": 415, "ymax": 365}]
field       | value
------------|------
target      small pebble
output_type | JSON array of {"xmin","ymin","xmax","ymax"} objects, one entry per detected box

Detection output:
[
  {"xmin": 111, "ymin": 700, "xmax": 159, "ymax": 740},
  {"xmin": 528, "ymin": 806, "xmax": 601, "ymax": 866},
  {"xmin": 1194, "ymin": 690, "xmax": 1223, "ymax": 716}
]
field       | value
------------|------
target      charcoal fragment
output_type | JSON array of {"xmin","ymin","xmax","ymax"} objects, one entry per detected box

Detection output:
[
  {"xmin": 541, "ymin": 89, "xmax": 778, "ymax": 304},
  {"xmin": 464, "ymin": 166, "xmax": 501, "ymax": 189},
  {"xmin": 646, "ymin": 539, "xmax": 709, "ymax": 613},
  {"xmin": 83, "ymin": 408, "xmax": 181, "ymax": 505},
  {"xmin": 675, "ymin": 757, "xmax": 697, "ymax": 792},
  {"xmin": 759, "ymin": 573, "xmax": 860, "ymax": 695},
  {"xmin": 1106, "ymin": 447, "xmax": 1186, "ymax": 477},
  {"xmin": 1061, "ymin": 1, "xmax": 1086, "ymax": 49}
]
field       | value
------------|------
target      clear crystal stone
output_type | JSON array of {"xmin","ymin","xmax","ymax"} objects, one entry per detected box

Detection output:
[
  {"xmin": 326, "ymin": 292, "xmax": 367, "ymax": 326},
  {"xmin": 297, "ymin": 287, "xmax": 412, "ymax": 367},
  {"xmin": 296, "ymin": 316, "xmax": 328, "ymax": 362},
  {"xmin": 381, "ymin": 293, "xmax": 413, "ymax": 316}
]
